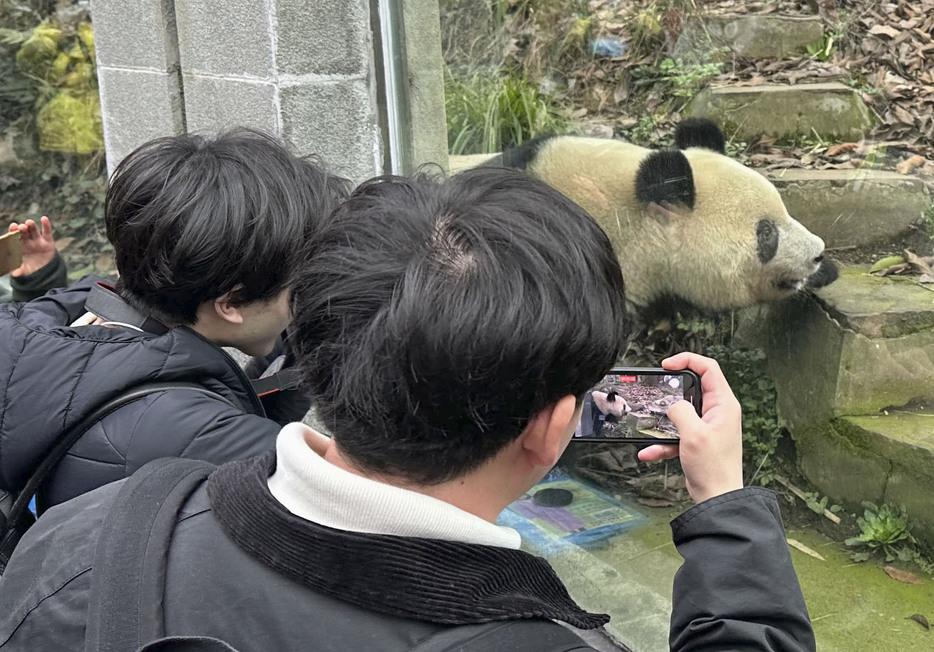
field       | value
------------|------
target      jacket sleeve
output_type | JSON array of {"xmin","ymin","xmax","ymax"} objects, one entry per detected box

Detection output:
[
  {"xmin": 9, "ymin": 274, "xmax": 105, "ymax": 328},
  {"xmin": 669, "ymin": 487, "xmax": 816, "ymax": 652},
  {"xmin": 123, "ymin": 390, "xmax": 282, "ymax": 475},
  {"xmin": 10, "ymin": 250, "xmax": 69, "ymax": 302}
]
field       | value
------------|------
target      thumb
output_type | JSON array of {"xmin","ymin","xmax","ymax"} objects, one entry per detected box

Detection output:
[
  {"xmin": 667, "ymin": 400, "xmax": 700, "ymax": 434},
  {"xmin": 638, "ymin": 443, "xmax": 679, "ymax": 462}
]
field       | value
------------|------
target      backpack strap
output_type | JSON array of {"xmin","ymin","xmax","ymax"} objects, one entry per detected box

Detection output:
[
  {"xmin": 85, "ymin": 457, "xmax": 216, "ymax": 652},
  {"xmin": 0, "ymin": 382, "xmax": 232, "ymax": 573},
  {"xmin": 136, "ymin": 636, "xmax": 243, "ymax": 652},
  {"xmin": 410, "ymin": 619, "xmax": 595, "ymax": 652},
  {"xmin": 84, "ymin": 282, "xmax": 170, "ymax": 335}
]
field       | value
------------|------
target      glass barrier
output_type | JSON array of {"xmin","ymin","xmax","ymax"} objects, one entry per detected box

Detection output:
[
  {"xmin": 439, "ymin": 1, "xmax": 934, "ymax": 650},
  {"xmin": 0, "ymin": 0, "xmax": 111, "ymax": 289}
]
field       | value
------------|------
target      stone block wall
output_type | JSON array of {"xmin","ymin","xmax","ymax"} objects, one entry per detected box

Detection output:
[
  {"xmin": 92, "ymin": 0, "xmax": 185, "ymax": 175},
  {"xmin": 91, "ymin": 0, "xmax": 448, "ymax": 183},
  {"xmin": 171, "ymin": 0, "xmax": 381, "ymax": 182}
]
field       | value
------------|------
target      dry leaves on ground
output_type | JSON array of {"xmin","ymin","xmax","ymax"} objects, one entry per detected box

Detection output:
[
  {"xmin": 871, "ymin": 250, "xmax": 934, "ymax": 281},
  {"xmin": 907, "ymin": 614, "xmax": 930, "ymax": 630},
  {"xmin": 896, "ymin": 154, "xmax": 926, "ymax": 174},
  {"xmin": 884, "ymin": 565, "xmax": 923, "ymax": 584},
  {"xmin": 584, "ymin": 1, "xmax": 934, "ymax": 175}
]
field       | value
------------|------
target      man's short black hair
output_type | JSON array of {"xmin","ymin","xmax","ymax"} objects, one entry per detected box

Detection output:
[
  {"xmin": 292, "ymin": 168, "xmax": 629, "ymax": 485},
  {"xmin": 105, "ymin": 129, "xmax": 349, "ymax": 325}
]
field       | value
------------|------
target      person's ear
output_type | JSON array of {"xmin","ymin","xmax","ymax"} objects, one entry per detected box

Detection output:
[
  {"xmin": 520, "ymin": 395, "xmax": 580, "ymax": 468},
  {"xmin": 213, "ymin": 291, "xmax": 245, "ymax": 325}
]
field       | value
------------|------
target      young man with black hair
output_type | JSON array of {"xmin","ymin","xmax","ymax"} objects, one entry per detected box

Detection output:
[
  {"xmin": 0, "ymin": 169, "xmax": 814, "ymax": 651},
  {"xmin": 0, "ymin": 129, "xmax": 347, "ymax": 510}
]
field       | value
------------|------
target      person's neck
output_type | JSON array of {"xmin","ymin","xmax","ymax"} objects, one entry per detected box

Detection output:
[
  {"xmin": 189, "ymin": 310, "xmax": 226, "ymax": 346},
  {"xmin": 317, "ymin": 435, "xmax": 527, "ymax": 524}
]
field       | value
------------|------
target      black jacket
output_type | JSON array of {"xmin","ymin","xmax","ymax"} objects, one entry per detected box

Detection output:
[
  {"xmin": 0, "ymin": 453, "xmax": 816, "ymax": 651},
  {"xmin": 0, "ymin": 277, "xmax": 287, "ymax": 509}
]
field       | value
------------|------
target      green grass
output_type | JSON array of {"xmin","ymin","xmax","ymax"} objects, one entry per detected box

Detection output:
[
  {"xmin": 924, "ymin": 203, "xmax": 934, "ymax": 243},
  {"xmin": 445, "ymin": 69, "xmax": 567, "ymax": 155}
]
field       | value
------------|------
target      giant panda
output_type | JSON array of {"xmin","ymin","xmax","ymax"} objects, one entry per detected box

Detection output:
[{"xmin": 493, "ymin": 118, "xmax": 838, "ymax": 314}]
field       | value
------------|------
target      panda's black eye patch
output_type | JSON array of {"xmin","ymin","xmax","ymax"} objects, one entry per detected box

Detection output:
[{"xmin": 757, "ymin": 219, "xmax": 779, "ymax": 263}]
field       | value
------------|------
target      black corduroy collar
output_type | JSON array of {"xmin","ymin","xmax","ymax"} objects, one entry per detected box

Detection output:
[{"xmin": 207, "ymin": 453, "xmax": 609, "ymax": 629}]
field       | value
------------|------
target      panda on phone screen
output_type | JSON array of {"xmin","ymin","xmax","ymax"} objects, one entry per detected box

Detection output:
[{"xmin": 493, "ymin": 118, "xmax": 838, "ymax": 316}]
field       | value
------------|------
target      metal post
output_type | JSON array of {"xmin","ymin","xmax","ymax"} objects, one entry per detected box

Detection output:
[{"xmin": 374, "ymin": 0, "xmax": 412, "ymax": 175}]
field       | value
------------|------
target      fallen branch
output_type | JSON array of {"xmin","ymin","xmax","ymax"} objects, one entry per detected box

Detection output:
[
  {"xmin": 787, "ymin": 538, "xmax": 827, "ymax": 561},
  {"xmin": 774, "ymin": 475, "xmax": 842, "ymax": 525}
]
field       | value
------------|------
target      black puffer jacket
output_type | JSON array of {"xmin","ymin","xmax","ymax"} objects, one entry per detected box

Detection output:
[{"xmin": 0, "ymin": 277, "xmax": 282, "ymax": 508}]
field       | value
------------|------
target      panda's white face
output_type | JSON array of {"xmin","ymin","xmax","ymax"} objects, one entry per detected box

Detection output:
[{"xmin": 683, "ymin": 151, "xmax": 828, "ymax": 308}]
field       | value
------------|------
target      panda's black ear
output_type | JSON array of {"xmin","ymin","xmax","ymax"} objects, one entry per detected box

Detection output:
[
  {"xmin": 636, "ymin": 149, "xmax": 696, "ymax": 210},
  {"xmin": 674, "ymin": 118, "xmax": 726, "ymax": 154},
  {"xmin": 500, "ymin": 135, "xmax": 556, "ymax": 170}
]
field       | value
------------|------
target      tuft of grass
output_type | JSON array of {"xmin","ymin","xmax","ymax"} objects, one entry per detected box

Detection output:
[
  {"xmin": 923, "ymin": 203, "xmax": 934, "ymax": 243},
  {"xmin": 445, "ymin": 69, "xmax": 567, "ymax": 155},
  {"xmin": 806, "ymin": 34, "xmax": 836, "ymax": 62},
  {"xmin": 846, "ymin": 502, "xmax": 912, "ymax": 562},
  {"xmin": 625, "ymin": 114, "xmax": 662, "ymax": 146},
  {"xmin": 844, "ymin": 501, "xmax": 934, "ymax": 573},
  {"xmin": 657, "ymin": 57, "xmax": 723, "ymax": 98}
]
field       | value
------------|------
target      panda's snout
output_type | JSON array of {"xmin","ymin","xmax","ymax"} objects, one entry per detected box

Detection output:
[
  {"xmin": 809, "ymin": 253, "xmax": 825, "ymax": 275},
  {"xmin": 807, "ymin": 256, "xmax": 839, "ymax": 289}
]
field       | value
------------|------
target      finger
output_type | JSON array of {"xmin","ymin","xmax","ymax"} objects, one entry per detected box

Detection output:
[
  {"xmin": 638, "ymin": 444, "xmax": 679, "ymax": 462},
  {"xmin": 667, "ymin": 399, "xmax": 700, "ymax": 433},
  {"xmin": 662, "ymin": 352, "xmax": 731, "ymax": 397},
  {"xmin": 40, "ymin": 215, "xmax": 52, "ymax": 238},
  {"xmin": 22, "ymin": 219, "xmax": 37, "ymax": 238},
  {"xmin": 8, "ymin": 222, "xmax": 17, "ymax": 233}
]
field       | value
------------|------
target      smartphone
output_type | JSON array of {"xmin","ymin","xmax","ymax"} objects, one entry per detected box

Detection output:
[
  {"xmin": 572, "ymin": 367, "xmax": 702, "ymax": 445},
  {"xmin": 0, "ymin": 231, "xmax": 22, "ymax": 277}
]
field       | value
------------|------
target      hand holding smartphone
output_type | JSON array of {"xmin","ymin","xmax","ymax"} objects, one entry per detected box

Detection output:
[
  {"xmin": 572, "ymin": 367, "xmax": 702, "ymax": 445},
  {"xmin": 0, "ymin": 231, "xmax": 23, "ymax": 277}
]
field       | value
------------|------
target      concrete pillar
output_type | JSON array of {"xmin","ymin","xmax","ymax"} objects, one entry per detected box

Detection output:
[
  {"xmin": 398, "ymin": 0, "xmax": 449, "ymax": 173},
  {"xmin": 174, "ymin": 0, "xmax": 382, "ymax": 183},
  {"xmin": 90, "ymin": 0, "xmax": 185, "ymax": 177},
  {"xmin": 92, "ymin": 0, "xmax": 448, "ymax": 184}
]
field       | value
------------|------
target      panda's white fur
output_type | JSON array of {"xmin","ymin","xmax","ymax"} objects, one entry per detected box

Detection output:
[{"xmin": 513, "ymin": 134, "xmax": 831, "ymax": 312}]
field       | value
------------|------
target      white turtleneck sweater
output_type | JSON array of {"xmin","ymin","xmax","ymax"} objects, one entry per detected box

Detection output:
[{"xmin": 267, "ymin": 422, "xmax": 521, "ymax": 549}]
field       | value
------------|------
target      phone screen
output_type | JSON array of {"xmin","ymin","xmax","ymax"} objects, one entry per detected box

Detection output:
[
  {"xmin": 0, "ymin": 231, "xmax": 22, "ymax": 277},
  {"xmin": 572, "ymin": 367, "xmax": 701, "ymax": 444}
]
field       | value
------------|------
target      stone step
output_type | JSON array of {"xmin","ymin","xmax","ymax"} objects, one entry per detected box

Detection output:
[
  {"xmin": 797, "ymin": 412, "xmax": 934, "ymax": 549},
  {"xmin": 687, "ymin": 82, "xmax": 873, "ymax": 141},
  {"xmin": 674, "ymin": 13, "xmax": 824, "ymax": 61},
  {"xmin": 761, "ymin": 266, "xmax": 934, "ymax": 418},
  {"xmin": 757, "ymin": 266, "xmax": 934, "ymax": 545},
  {"xmin": 765, "ymin": 169, "xmax": 932, "ymax": 250}
]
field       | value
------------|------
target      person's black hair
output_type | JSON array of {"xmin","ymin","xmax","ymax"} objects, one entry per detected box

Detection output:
[
  {"xmin": 105, "ymin": 128, "xmax": 349, "ymax": 325},
  {"xmin": 292, "ymin": 167, "xmax": 629, "ymax": 485}
]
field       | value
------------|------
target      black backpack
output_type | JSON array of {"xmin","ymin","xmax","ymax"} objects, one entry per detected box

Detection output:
[
  {"xmin": 85, "ymin": 457, "xmax": 597, "ymax": 652},
  {"xmin": 0, "ymin": 382, "xmax": 231, "ymax": 574}
]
